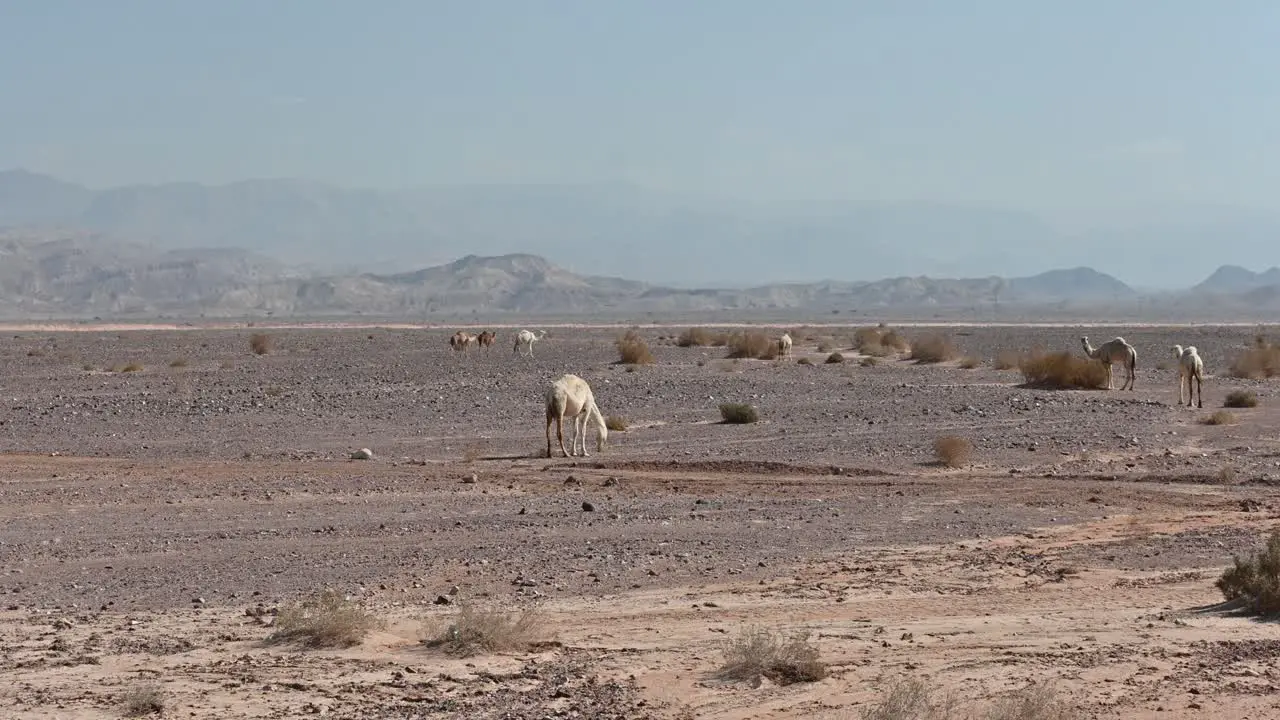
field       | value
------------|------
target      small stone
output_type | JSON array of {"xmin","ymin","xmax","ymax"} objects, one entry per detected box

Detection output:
[
  {"xmin": 433, "ymin": 595, "xmax": 452, "ymax": 605},
  {"xmin": 351, "ymin": 448, "xmax": 373, "ymax": 460},
  {"xmin": 462, "ymin": 474, "xmax": 477, "ymax": 484},
  {"xmin": 582, "ymin": 501, "xmax": 595, "ymax": 512}
]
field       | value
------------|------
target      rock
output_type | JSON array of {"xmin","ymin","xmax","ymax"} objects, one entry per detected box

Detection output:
[
  {"xmin": 433, "ymin": 595, "xmax": 452, "ymax": 605},
  {"xmin": 350, "ymin": 448, "xmax": 374, "ymax": 460},
  {"xmin": 462, "ymin": 473, "xmax": 478, "ymax": 484},
  {"xmin": 582, "ymin": 501, "xmax": 595, "ymax": 512}
]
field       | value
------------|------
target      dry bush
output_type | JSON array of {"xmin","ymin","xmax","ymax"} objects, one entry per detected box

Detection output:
[
  {"xmin": 1202, "ymin": 410, "xmax": 1238, "ymax": 426},
  {"xmin": 726, "ymin": 331, "xmax": 779, "ymax": 360},
  {"xmin": 677, "ymin": 327, "xmax": 726, "ymax": 347},
  {"xmin": 113, "ymin": 362, "xmax": 144, "ymax": 373},
  {"xmin": 860, "ymin": 356, "xmax": 880, "ymax": 367},
  {"xmin": 1230, "ymin": 346, "xmax": 1280, "ymax": 379},
  {"xmin": 859, "ymin": 678, "xmax": 958, "ymax": 720},
  {"xmin": 984, "ymin": 682, "xmax": 1079, "ymax": 720},
  {"xmin": 854, "ymin": 325, "xmax": 910, "ymax": 357},
  {"xmin": 1225, "ymin": 390, "xmax": 1259, "ymax": 408},
  {"xmin": 959, "ymin": 356, "xmax": 981, "ymax": 369},
  {"xmin": 424, "ymin": 601, "xmax": 544, "ymax": 657},
  {"xmin": 1018, "ymin": 351, "xmax": 1108, "ymax": 390},
  {"xmin": 616, "ymin": 330, "xmax": 655, "ymax": 365},
  {"xmin": 715, "ymin": 626, "xmax": 826, "ymax": 686},
  {"xmin": 605, "ymin": 416, "xmax": 629, "ymax": 431},
  {"xmin": 860, "ymin": 679, "xmax": 1078, "ymax": 720},
  {"xmin": 826, "ymin": 352, "xmax": 845, "ymax": 364},
  {"xmin": 121, "ymin": 684, "xmax": 165, "ymax": 717},
  {"xmin": 934, "ymin": 435, "xmax": 973, "ymax": 468},
  {"xmin": 797, "ymin": 357, "xmax": 814, "ymax": 365},
  {"xmin": 1218, "ymin": 529, "xmax": 1280, "ymax": 616},
  {"xmin": 993, "ymin": 350, "xmax": 1022, "ymax": 370},
  {"xmin": 909, "ymin": 334, "xmax": 959, "ymax": 363},
  {"xmin": 220, "ymin": 359, "xmax": 236, "ymax": 370},
  {"xmin": 266, "ymin": 590, "xmax": 383, "ymax": 649},
  {"xmin": 264, "ymin": 385, "xmax": 284, "ymax": 397},
  {"xmin": 249, "ymin": 332, "xmax": 272, "ymax": 355},
  {"xmin": 719, "ymin": 403, "xmax": 759, "ymax": 424},
  {"xmin": 816, "ymin": 342, "xmax": 832, "ymax": 353},
  {"xmin": 81, "ymin": 363, "xmax": 95, "ymax": 371},
  {"xmin": 168, "ymin": 358, "xmax": 188, "ymax": 368}
]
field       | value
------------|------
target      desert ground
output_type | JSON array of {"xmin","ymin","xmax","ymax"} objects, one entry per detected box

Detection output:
[{"xmin": 2, "ymin": 322, "xmax": 1280, "ymax": 719}]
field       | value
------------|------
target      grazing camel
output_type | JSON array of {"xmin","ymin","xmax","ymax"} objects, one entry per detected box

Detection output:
[
  {"xmin": 1080, "ymin": 336, "xmax": 1138, "ymax": 390},
  {"xmin": 449, "ymin": 331, "xmax": 476, "ymax": 355},
  {"xmin": 778, "ymin": 332, "xmax": 793, "ymax": 359},
  {"xmin": 1173, "ymin": 344, "xmax": 1204, "ymax": 408},
  {"xmin": 545, "ymin": 373, "xmax": 608, "ymax": 458},
  {"xmin": 476, "ymin": 330, "xmax": 497, "ymax": 349},
  {"xmin": 514, "ymin": 329, "xmax": 547, "ymax": 358}
]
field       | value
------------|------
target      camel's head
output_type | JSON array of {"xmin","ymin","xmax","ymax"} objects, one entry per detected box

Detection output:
[{"xmin": 1172, "ymin": 344, "xmax": 1184, "ymax": 358}]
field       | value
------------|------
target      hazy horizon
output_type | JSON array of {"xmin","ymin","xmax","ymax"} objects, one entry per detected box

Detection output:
[{"xmin": 4, "ymin": 2, "xmax": 1280, "ymax": 288}]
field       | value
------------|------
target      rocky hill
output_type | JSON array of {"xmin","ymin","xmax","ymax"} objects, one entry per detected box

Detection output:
[{"xmin": 0, "ymin": 231, "xmax": 1151, "ymax": 319}]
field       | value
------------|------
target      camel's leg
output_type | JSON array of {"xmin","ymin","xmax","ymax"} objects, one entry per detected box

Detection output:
[
  {"xmin": 546, "ymin": 416, "xmax": 554, "ymax": 458},
  {"xmin": 1179, "ymin": 371, "xmax": 1187, "ymax": 406},
  {"xmin": 1195, "ymin": 372, "xmax": 1203, "ymax": 408},
  {"xmin": 557, "ymin": 413, "xmax": 569, "ymax": 457},
  {"xmin": 577, "ymin": 412, "xmax": 591, "ymax": 457}
]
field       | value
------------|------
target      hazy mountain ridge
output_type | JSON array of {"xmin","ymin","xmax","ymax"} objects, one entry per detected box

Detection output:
[
  {"xmin": 2, "ymin": 230, "xmax": 1276, "ymax": 320},
  {"xmin": 5, "ymin": 168, "xmax": 1278, "ymax": 288}
]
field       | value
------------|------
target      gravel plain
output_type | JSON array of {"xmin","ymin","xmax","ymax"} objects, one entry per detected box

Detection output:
[{"xmin": 2, "ymin": 322, "xmax": 1280, "ymax": 719}]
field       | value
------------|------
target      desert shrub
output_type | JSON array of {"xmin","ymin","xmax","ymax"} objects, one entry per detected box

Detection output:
[
  {"xmin": 1018, "ymin": 351, "xmax": 1108, "ymax": 390},
  {"xmin": 909, "ymin": 334, "xmax": 958, "ymax": 363},
  {"xmin": 959, "ymin": 356, "xmax": 981, "ymax": 369},
  {"xmin": 860, "ymin": 679, "xmax": 1078, "ymax": 720},
  {"xmin": 121, "ymin": 684, "xmax": 165, "ymax": 717},
  {"xmin": 1225, "ymin": 390, "xmax": 1259, "ymax": 408},
  {"xmin": 860, "ymin": 356, "xmax": 880, "ymax": 367},
  {"xmin": 168, "ymin": 358, "xmax": 188, "ymax": 368},
  {"xmin": 424, "ymin": 601, "xmax": 544, "ymax": 657},
  {"xmin": 859, "ymin": 678, "xmax": 957, "ymax": 720},
  {"xmin": 854, "ymin": 325, "xmax": 910, "ymax": 357},
  {"xmin": 249, "ymin": 332, "xmax": 272, "ymax": 355},
  {"xmin": 725, "ymin": 331, "xmax": 778, "ymax": 360},
  {"xmin": 715, "ymin": 626, "xmax": 826, "ymax": 686},
  {"xmin": 266, "ymin": 590, "xmax": 383, "ymax": 649},
  {"xmin": 1217, "ymin": 529, "xmax": 1280, "ymax": 616},
  {"xmin": 719, "ymin": 403, "xmax": 759, "ymax": 424},
  {"xmin": 113, "ymin": 363, "xmax": 144, "ymax": 373},
  {"xmin": 264, "ymin": 386, "xmax": 285, "ymax": 397},
  {"xmin": 816, "ymin": 342, "xmax": 832, "ymax": 353},
  {"xmin": 933, "ymin": 435, "xmax": 972, "ymax": 468},
  {"xmin": 1202, "ymin": 410, "xmax": 1238, "ymax": 426},
  {"xmin": 993, "ymin": 350, "xmax": 1021, "ymax": 370},
  {"xmin": 797, "ymin": 357, "xmax": 813, "ymax": 365},
  {"xmin": 615, "ymin": 330, "xmax": 655, "ymax": 365},
  {"xmin": 677, "ymin": 327, "xmax": 725, "ymax": 347},
  {"xmin": 1230, "ymin": 346, "xmax": 1280, "ymax": 379},
  {"xmin": 605, "ymin": 416, "xmax": 628, "ymax": 431},
  {"xmin": 826, "ymin": 352, "xmax": 845, "ymax": 364}
]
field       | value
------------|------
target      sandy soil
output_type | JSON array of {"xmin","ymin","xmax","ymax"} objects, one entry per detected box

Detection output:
[{"xmin": 3, "ymin": 323, "xmax": 1280, "ymax": 719}]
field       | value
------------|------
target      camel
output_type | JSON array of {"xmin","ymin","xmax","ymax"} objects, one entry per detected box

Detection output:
[
  {"xmin": 1080, "ymin": 336, "xmax": 1137, "ymax": 390},
  {"xmin": 778, "ymin": 332, "xmax": 793, "ymax": 359},
  {"xmin": 476, "ymin": 330, "xmax": 496, "ymax": 349},
  {"xmin": 514, "ymin": 329, "xmax": 547, "ymax": 359},
  {"xmin": 1173, "ymin": 344, "xmax": 1204, "ymax": 408},
  {"xmin": 449, "ymin": 331, "xmax": 476, "ymax": 355},
  {"xmin": 545, "ymin": 373, "xmax": 608, "ymax": 458}
]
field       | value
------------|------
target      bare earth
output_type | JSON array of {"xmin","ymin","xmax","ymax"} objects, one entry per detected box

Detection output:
[{"xmin": 3, "ymin": 323, "xmax": 1280, "ymax": 719}]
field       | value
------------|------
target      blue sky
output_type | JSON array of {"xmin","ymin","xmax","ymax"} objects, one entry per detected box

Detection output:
[{"xmin": 3, "ymin": 1, "xmax": 1279, "ymax": 225}]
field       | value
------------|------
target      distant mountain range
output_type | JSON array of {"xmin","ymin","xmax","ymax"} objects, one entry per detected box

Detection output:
[
  {"xmin": 1, "ymin": 229, "xmax": 1277, "ymax": 320},
  {"xmin": 2, "ymin": 169, "xmax": 1279, "ymax": 320},
  {"xmin": 4, "ymin": 168, "xmax": 1280, "ymax": 289}
]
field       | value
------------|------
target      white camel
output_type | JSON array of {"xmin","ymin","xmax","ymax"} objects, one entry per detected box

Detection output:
[
  {"xmin": 514, "ymin": 329, "xmax": 547, "ymax": 359},
  {"xmin": 1080, "ymin": 336, "xmax": 1138, "ymax": 391},
  {"xmin": 1173, "ymin": 344, "xmax": 1204, "ymax": 408},
  {"xmin": 778, "ymin": 332, "xmax": 793, "ymax": 359},
  {"xmin": 545, "ymin": 373, "xmax": 608, "ymax": 458}
]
